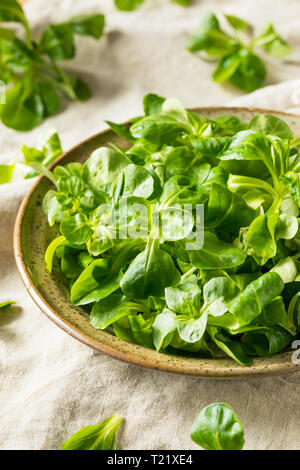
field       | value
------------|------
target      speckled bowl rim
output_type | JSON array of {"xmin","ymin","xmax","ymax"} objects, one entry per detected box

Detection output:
[{"xmin": 14, "ymin": 106, "xmax": 300, "ymax": 378}]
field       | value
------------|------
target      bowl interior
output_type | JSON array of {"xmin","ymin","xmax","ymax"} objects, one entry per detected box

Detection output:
[{"xmin": 14, "ymin": 107, "xmax": 300, "ymax": 378}]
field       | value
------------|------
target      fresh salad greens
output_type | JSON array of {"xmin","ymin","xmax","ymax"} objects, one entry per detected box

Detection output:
[
  {"xmin": 187, "ymin": 12, "xmax": 292, "ymax": 92},
  {"xmin": 0, "ymin": 129, "xmax": 62, "ymax": 184},
  {"xmin": 0, "ymin": 0, "xmax": 105, "ymax": 131},
  {"xmin": 114, "ymin": 0, "xmax": 191, "ymax": 11},
  {"xmin": 191, "ymin": 403, "xmax": 244, "ymax": 450},
  {"xmin": 41, "ymin": 93, "xmax": 300, "ymax": 365},
  {"xmin": 0, "ymin": 300, "xmax": 16, "ymax": 309},
  {"xmin": 61, "ymin": 414, "xmax": 123, "ymax": 450}
]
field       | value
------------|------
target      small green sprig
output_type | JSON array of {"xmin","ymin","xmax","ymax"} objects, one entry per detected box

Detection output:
[
  {"xmin": 191, "ymin": 403, "xmax": 245, "ymax": 450},
  {"xmin": 187, "ymin": 12, "xmax": 292, "ymax": 93},
  {"xmin": 0, "ymin": 0, "xmax": 105, "ymax": 131},
  {"xmin": 0, "ymin": 129, "xmax": 62, "ymax": 184},
  {"xmin": 114, "ymin": 0, "xmax": 191, "ymax": 12},
  {"xmin": 61, "ymin": 414, "xmax": 123, "ymax": 450}
]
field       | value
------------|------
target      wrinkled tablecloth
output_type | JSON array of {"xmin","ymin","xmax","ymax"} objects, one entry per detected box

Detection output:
[{"xmin": 1, "ymin": 0, "xmax": 300, "ymax": 450}]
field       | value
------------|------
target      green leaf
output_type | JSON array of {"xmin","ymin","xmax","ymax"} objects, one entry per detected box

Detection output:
[
  {"xmin": 72, "ymin": 77, "xmax": 92, "ymax": 101},
  {"xmin": 254, "ymin": 22, "xmax": 292, "ymax": 59},
  {"xmin": 219, "ymin": 130, "xmax": 289, "ymax": 179},
  {"xmin": 60, "ymin": 214, "xmax": 93, "ymax": 245},
  {"xmin": 229, "ymin": 49, "xmax": 266, "ymax": 93},
  {"xmin": 45, "ymin": 235, "xmax": 66, "ymax": 273},
  {"xmin": 121, "ymin": 164, "xmax": 155, "ymax": 199},
  {"xmin": 246, "ymin": 213, "xmax": 279, "ymax": 261},
  {"xmin": 39, "ymin": 24, "xmax": 75, "ymax": 61},
  {"xmin": 171, "ymin": 0, "xmax": 191, "ymax": 6},
  {"xmin": 68, "ymin": 14, "xmax": 105, "ymax": 39},
  {"xmin": 228, "ymin": 272, "xmax": 284, "ymax": 329},
  {"xmin": 271, "ymin": 257, "xmax": 297, "ymax": 284},
  {"xmin": 61, "ymin": 414, "xmax": 123, "ymax": 450},
  {"xmin": 152, "ymin": 308, "xmax": 177, "ymax": 351},
  {"xmin": 120, "ymin": 239, "xmax": 181, "ymax": 299},
  {"xmin": 105, "ymin": 120, "xmax": 135, "ymax": 142},
  {"xmin": 186, "ymin": 12, "xmax": 236, "ymax": 56},
  {"xmin": 130, "ymin": 115, "xmax": 189, "ymax": 146},
  {"xmin": 213, "ymin": 52, "xmax": 241, "ymax": 83},
  {"xmin": 189, "ymin": 136, "xmax": 228, "ymax": 157},
  {"xmin": 0, "ymin": 76, "xmax": 44, "ymax": 131},
  {"xmin": 0, "ymin": 0, "xmax": 30, "ymax": 40},
  {"xmin": 188, "ymin": 232, "xmax": 247, "ymax": 269},
  {"xmin": 0, "ymin": 37, "xmax": 34, "ymax": 74},
  {"xmin": 0, "ymin": 300, "xmax": 16, "ymax": 310},
  {"xmin": 225, "ymin": 15, "xmax": 249, "ymax": 31},
  {"xmin": 208, "ymin": 326, "xmax": 252, "ymax": 365},
  {"xmin": 128, "ymin": 314, "xmax": 154, "ymax": 348},
  {"xmin": 249, "ymin": 114, "xmax": 293, "ymax": 139},
  {"xmin": 280, "ymin": 171, "xmax": 300, "ymax": 206},
  {"xmin": 91, "ymin": 294, "xmax": 145, "ymax": 329},
  {"xmin": 143, "ymin": 93, "xmax": 165, "ymax": 116},
  {"xmin": 71, "ymin": 258, "xmax": 113, "ymax": 305},
  {"xmin": 176, "ymin": 311, "xmax": 208, "ymax": 343},
  {"xmin": 114, "ymin": 0, "xmax": 145, "ymax": 11},
  {"xmin": 37, "ymin": 82, "xmax": 60, "ymax": 118},
  {"xmin": 242, "ymin": 326, "xmax": 293, "ymax": 356},
  {"xmin": 0, "ymin": 164, "xmax": 14, "ymax": 184},
  {"xmin": 83, "ymin": 147, "xmax": 130, "ymax": 189},
  {"xmin": 165, "ymin": 275, "xmax": 201, "ymax": 315},
  {"xmin": 205, "ymin": 183, "xmax": 255, "ymax": 232},
  {"xmin": 190, "ymin": 403, "xmax": 245, "ymax": 450}
]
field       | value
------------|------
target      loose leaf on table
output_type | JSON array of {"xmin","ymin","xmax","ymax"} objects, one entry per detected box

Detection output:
[
  {"xmin": 68, "ymin": 14, "xmax": 105, "ymax": 38},
  {"xmin": 0, "ymin": 164, "xmax": 14, "ymax": 184},
  {"xmin": 61, "ymin": 414, "xmax": 123, "ymax": 450},
  {"xmin": 190, "ymin": 403, "xmax": 245, "ymax": 450},
  {"xmin": 0, "ymin": 300, "xmax": 16, "ymax": 310},
  {"xmin": 186, "ymin": 12, "xmax": 236, "ymax": 56},
  {"xmin": 252, "ymin": 22, "xmax": 292, "ymax": 59},
  {"xmin": 114, "ymin": 0, "xmax": 145, "ymax": 11},
  {"xmin": 0, "ymin": 3, "xmax": 105, "ymax": 131},
  {"xmin": 187, "ymin": 12, "xmax": 291, "ymax": 93}
]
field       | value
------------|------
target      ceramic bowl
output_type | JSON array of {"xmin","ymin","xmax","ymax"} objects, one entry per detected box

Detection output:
[{"xmin": 14, "ymin": 107, "xmax": 300, "ymax": 378}]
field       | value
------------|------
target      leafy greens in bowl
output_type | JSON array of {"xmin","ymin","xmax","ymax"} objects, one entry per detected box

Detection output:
[{"xmin": 14, "ymin": 98, "xmax": 300, "ymax": 377}]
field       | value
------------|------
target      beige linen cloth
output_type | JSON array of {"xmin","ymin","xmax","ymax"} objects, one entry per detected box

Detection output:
[{"xmin": 1, "ymin": 0, "xmax": 300, "ymax": 450}]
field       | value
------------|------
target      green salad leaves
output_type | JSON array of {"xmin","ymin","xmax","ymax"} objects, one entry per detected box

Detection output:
[
  {"xmin": 114, "ymin": 0, "xmax": 191, "ymax": 11},
  {"xmin": 0, "ymin": 129, "xmax": 63, "ymax": 184},
  {"xmin": 41, "ymin": 93, "xmax": 300, "ymax": 365},
  {"xmin": 61, "ymin": 414, "xmax": 123, "ymax": 450},
  {"xmin": 0, "ymin": 1, "xmax": 105, "ymax": 130},
  {"xmin": 187, "ymin": 12, "xmax": 292, "ymax": 92},
  {"xmin": 191, "ymin": 403, "xmax": 244, "ymax": 450},
  {"xmin": 0, "ymin": 300, "xmax": 16, "ymax": 310}
]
